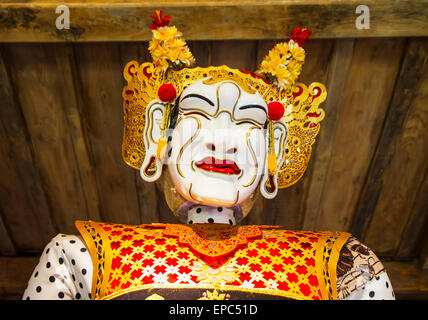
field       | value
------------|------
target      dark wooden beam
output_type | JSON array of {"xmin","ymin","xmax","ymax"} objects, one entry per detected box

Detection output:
[{"xmin": 0, "ymin": 1, "xmax": 427, "ymax": 42}]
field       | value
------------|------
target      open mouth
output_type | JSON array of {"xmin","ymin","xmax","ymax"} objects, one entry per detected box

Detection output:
[{"xmin": 195, "ymin": 156, "xmax": 241, "ymax": 175}]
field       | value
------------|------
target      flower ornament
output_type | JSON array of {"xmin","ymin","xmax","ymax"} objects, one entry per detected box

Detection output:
[
  {"xmin": 256, "ymin": 27, "xmax": 309, "ymax": 91},
  {"xmin": 148, "ymin": 11, "xmax": 195, "ymax": 73}
]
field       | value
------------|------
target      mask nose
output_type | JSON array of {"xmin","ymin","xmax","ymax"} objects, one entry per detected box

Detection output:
[
  {"xmin": 205, "ymin": 113, "xmax": 238, "ymax": 155},
  {"xmin": 205, "ymin": 143, "xmax": 237, "ymax": 155}
]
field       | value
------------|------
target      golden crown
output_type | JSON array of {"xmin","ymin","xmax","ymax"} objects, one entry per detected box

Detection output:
[{"xmin": 122, "ymin": 10, "xmax": 326, "ymax": 189}]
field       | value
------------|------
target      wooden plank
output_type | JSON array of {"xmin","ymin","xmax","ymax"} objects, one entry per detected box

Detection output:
[
  {"xmin": 352, "ymin": 38, "xmax": 428, "ymax": 241},
  {"xmin": 118, "ymin": 41, "xmax": 151, "ymax": 66},
  {"xmin": 304, "ymin": 38, "xmax": 405, "ymax": 232},
  {"xmin": 302, "ymin": 38, "xmax": 356, "ymax": 230},
  {"xmin": 0, "ymin": 1, "xmax": 427, "ymax": 42},
  {"xmin": 73, "ymin": 42, "xmax": 141, "ymax": 226},
  {"xmin": 0, "ymin": 257, "xmax": 39, "ymax": 299},
  {"xmin": 362, "ymin": 43, "xmax": 428, "ymax": 255},
  {"xmin": 189, "ymin": 41, "xmax": 212, "ymax": 68},
  {"xmin": 55, "ymin": 44, "xmax": 102, "ymax": 224},
  {"xmin": 5, "ymin": 43, "xmax": 90, "ymax": 235},
  {"xmin": 0, "ymin": 213, "xmax": 17, "ymax": 256},
  {"xmin": 396, "ymin": 172, "xmax": 428, "ymax": 260},
  {"xmin": 0, "ymin": 45, "xmax": 56, "ymax": 252},
  {"xmin": 211, "ymin": 40, "xmax": 257, "ymax": 71}
]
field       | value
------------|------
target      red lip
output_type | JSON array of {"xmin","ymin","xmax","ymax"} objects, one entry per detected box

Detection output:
[{"xmin": 195, "ymin": 156, "xmax": 241, "ymax": 175}]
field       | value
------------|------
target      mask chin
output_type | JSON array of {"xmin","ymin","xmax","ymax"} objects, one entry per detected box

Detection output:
[{"xmin": 157, "ymin": 170, "xmax": 261, "ymax": 224}]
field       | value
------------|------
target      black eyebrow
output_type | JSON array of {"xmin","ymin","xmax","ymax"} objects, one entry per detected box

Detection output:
[
  {"xmin": 181, "ymin": 94, "xmax": 215, "ymax": 106},
  {"xmin": 239, "ymin": 105, "xmax": 267, "ymax": 114}
]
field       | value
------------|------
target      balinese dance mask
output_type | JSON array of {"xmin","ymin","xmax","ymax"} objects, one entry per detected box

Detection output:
[{"xmin": 122, "ymin": 11, "xmax": 326, "ymax": 224}]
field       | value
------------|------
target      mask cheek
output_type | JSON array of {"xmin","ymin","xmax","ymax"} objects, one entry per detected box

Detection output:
[
  {"xmin": 167, "ymin": 116, "xmax": 201, "ymax": 197},
  {"xmin": 238, "ymin": 128, "xmax": 266, "ymax": 194}
]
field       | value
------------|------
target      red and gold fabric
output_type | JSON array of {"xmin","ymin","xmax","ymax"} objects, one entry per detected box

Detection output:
[{"xmin": 75, "ymin": 220, "xmax": 350, "ymax": 300}]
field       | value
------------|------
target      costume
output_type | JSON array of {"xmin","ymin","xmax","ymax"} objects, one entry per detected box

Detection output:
[{"xmin": 23, "ymin": 11, "xmax": 394, "ymax": 300}]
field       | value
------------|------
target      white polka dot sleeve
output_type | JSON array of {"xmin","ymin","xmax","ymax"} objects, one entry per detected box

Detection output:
[
  {"xmin": 22, "ymin": 234, "xmax": 93, "ymax": 300},
  {"xmin": 344, "ymin": 271, "xmax": 395, "ymax": 300}
]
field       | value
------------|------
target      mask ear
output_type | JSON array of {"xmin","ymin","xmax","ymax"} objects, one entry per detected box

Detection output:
[
  {"xmin": 260, "ymin": 121, "xmax": 287, "ymax": 199},
  {"xmin": 140, "ymin": 101, "xmax": 167, "ymax": 182}
]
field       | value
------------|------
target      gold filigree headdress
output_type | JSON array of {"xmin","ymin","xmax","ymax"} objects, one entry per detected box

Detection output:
[{"xmin": 122, "ymin": 10, "xmax": 326, "ymax": 190}]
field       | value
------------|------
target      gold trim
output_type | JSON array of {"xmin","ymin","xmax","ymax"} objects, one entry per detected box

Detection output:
[
  {"xmin": 215, "ymin": 81, "xmax": 240, "ymax": 118},
  {"xmin": 188, "ymin": 183, "xmax": 195, "ymax": 201},
  {"xmin": 328, "ymin": 232, "xmax": 351, "ymax": 300},
  {"xmin": 147, "ymin": 104, "xmax": 164, "ymax": 144},
  {"xmin": 75, "ymin": 221, "xmax": 98, "ymax": 300},
  {"xmin": 242, "ymin": 126, "xmax": 259, "ymax": 188},
  {"xmin": 314, "ymin": 231, "xmax": 330, "ymax": 300},
  {"xmin": 203, "ymin": 77, "xmax": 256, "ymax": 95}
]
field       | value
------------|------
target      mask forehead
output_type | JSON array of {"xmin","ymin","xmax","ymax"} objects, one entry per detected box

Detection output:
[{"xmin": 179, "ymin": 79, "xmax": 267, "ymax": 126}]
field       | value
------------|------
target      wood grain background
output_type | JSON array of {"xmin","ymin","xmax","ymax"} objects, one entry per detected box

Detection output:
[{"xmin": 0, "ymin": 38, "xmax": 427, "ymax": 298}]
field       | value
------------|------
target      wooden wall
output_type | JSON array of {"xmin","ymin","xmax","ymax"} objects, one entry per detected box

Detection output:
[{"xmin": 0, "ymin": 38, "xmax": 427, "ymax": 267}]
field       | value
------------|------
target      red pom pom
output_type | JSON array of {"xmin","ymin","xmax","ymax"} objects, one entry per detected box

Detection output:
[
  {"xmin": 267, "ymin": 101, "xmax": 285, "ymax": 121},
  {"xmin": 158, "ymin": 84, "xmax": 177, "ymax": 102}
]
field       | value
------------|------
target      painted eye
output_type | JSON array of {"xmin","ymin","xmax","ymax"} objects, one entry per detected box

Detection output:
[{"xmin": 226, "ymin": 147, "xmax": 237, "ymax": 154}]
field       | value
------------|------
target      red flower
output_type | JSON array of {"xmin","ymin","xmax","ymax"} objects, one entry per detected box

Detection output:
[
  {"xmin": 149, "ymin": 10, "xmax": 171, "ymax": 30},
  {"xmin": 288, "ymin": 27, "xmax": 311, "ymax": 48}
]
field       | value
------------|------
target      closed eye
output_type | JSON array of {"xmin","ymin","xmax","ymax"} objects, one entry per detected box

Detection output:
[
  {"xmin": 239, "ymin": 105, "xmax": 267, "ymax": 114},
  {"xmin": 181, "ymin": 94, "xmax": 215, "ymax": 106}
]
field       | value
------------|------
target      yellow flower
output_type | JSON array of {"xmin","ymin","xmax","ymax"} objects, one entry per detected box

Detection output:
[
  {"xmin": 287, "ymin": 59, "xmax": 302, "ymax": 78},
  {"xmin": 149, "ymin": 25, "xmax": 195, "ymax": 72},
  {"xmin": 273, "ymin": 42, "xmax": 289, "ymax": 59},
  {"xmin": 289, "ymin": 42, "xmax": 305, "ymax": 62},
  {"xmin": 154, "ymin": 58, "xmax": 169, "ymax": 72},
  {"xmin": 256, "ymin": 39, "xmax": 307, "ymax": 90},
  {"xmin": 153, "ymin": 26, "xmax": 180, "ymax": 41},
  {"xmin": 148, "ymin": 39, "xmax": 160, "ymax": 52}
]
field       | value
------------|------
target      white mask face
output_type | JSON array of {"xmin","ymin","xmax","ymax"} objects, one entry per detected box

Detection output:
[{"xmin": 167, "ymin": 79, "xmax": 268, "ymax": 207}]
